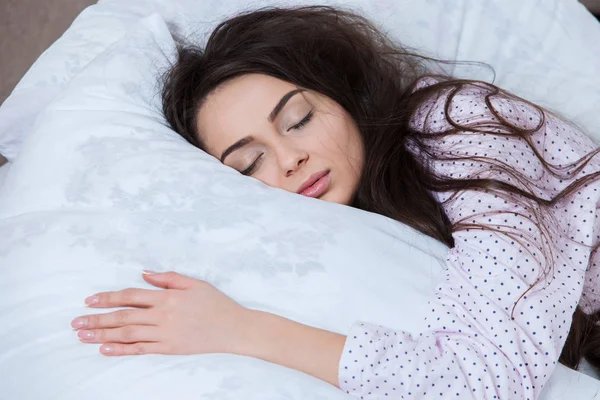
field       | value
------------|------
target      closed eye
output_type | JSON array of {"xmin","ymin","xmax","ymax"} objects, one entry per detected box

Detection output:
[
  {"xmin": 288, "ymin": 110, "xmax": 314, "ymax": 131},
  {"xmin": 241, "ymin": 154, "xmax": 263, "ymax": 176}
]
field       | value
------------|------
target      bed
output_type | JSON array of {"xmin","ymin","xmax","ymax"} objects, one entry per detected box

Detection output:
[{"xmin": 1, "ymin": 0, "xmax": 600, "ymax": 399}]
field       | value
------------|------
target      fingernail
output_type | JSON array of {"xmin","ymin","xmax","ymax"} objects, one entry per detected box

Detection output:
[
  {"xmin": 142, "ymin": 270, "xmax": 156, "ymax": 275},
  {"xmin": 71, "ymin": 317, "xmax": 87, "ymax": 329},
  {"xmin": 85, "ymin": 295, "xmax": 99, "ymax": 305},
  {"xmin": 101, "ymin": 345, "xmax": 113, "ymax": 354},
  {"xmin": 77, "ymin": 330, "xmax": 94, "ymax": 339}
]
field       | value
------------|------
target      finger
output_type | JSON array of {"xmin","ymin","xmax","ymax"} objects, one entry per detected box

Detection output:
[
  {"xmin": 85, "ymin": 288, "xmax": 163, "ymax": 308},
  {"xmin": 99, "ymin": 342, "xmax": 169, "ymax": 356},
  {"xmin": 142, "ymin": 271, "xmax": 198, "ymax": 290},
  {"xmin": 71, "ymin": 308, "xmax": 159, "ymax": 330},
  {"xmin": 76, "ymin": 325, "xmax": 161, "ymax": 344}
]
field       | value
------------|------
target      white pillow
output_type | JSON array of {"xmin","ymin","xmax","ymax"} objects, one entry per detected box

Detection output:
[
  {"xmin": 0, "ymin": 2, "xmax": 126, "ymax": 161},
  {"xmin": 1, "ymin": 2, "xmax": 600, "ymax": 400},
  {"xmin": 0, "ymin": 163, "xmax": 9, "ymax": 190}
]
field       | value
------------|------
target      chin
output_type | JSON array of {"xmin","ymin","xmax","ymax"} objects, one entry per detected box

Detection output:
[{"xmin": 321, "ymin": 191, "xmax": 349, "ymax": 205}]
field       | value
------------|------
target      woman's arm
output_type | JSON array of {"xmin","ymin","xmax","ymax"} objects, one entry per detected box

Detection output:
[
  {"xmin": 70, "ymin": 270, "xmax": 347, "ymax": 386},
  {"xmin": 240, "ymin": 309, "xmax": 346, "ymax": 388}
]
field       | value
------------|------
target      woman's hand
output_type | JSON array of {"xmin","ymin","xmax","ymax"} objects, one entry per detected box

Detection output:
[
  {"xmin": 70, "ymin": 271, "xmax": 251, "ymax": 357},
  {"xmin": 70, "ymin": 270, "xmax": 346, "ymax": 388}
]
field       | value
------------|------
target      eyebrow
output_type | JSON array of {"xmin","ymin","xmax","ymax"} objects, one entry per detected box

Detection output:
[{"xmin": 219, "ymin": 88, "xmax": 306, "ymax": 163}]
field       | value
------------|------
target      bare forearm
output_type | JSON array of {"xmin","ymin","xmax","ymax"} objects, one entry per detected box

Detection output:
[{"xmin": 238, "ymin": 309, "xmax": 346, "ymax": 388}]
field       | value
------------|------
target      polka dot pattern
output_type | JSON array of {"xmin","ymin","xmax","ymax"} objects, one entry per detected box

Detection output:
[{"xmin": 338, "ymin": 77, "xmax": 600, "ymax": 399}]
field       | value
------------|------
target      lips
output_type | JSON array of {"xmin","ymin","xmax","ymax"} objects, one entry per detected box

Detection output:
[{"xmin": 297, "ymin": 170, "xmax": 330, "ymax": 198}]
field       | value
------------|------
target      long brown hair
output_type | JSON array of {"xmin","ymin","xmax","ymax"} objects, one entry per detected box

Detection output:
[{"xmin": 160, "ymin": 5, "xmax": 600, "ymax": 371}]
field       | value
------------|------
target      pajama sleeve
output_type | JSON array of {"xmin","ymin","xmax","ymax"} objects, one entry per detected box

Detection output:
[{"xmin": 337, "ymin": 80, "xmax": 598, "ymax": 399}]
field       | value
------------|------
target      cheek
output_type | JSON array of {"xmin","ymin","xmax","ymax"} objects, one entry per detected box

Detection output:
[
  {"xmin": 252, "ymin": 161, "xmax": 282, "ymax": 187},
  {"xmin": 330, "ymin": 125, "xmax": 363, "ymax": 168},
  {"xmin": 335, "ymin": 127, "xmax": 364, "ymax": 182},
  {"xmin": 314, "ymin": 120, "xmax": 356, "ymax": 156},
  {"xmin": 349, "ymin": 129, "xmax": 365, "ymax": 167}
]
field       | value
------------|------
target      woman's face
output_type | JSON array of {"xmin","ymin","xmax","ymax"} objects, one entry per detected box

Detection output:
[{"xmin": 195, "ymin": 73, "xmax": 364, "ymax": 205}]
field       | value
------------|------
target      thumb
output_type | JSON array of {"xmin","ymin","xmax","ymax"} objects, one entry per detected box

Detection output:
[{"xmin": 142, "ymin": 270, "xmax": 196, "ymax": 290}]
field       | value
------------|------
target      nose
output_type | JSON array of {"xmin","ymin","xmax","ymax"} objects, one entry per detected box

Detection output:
[{"xmin": 277, "ymin": 143, "xmax": 309, "ymax": 177}]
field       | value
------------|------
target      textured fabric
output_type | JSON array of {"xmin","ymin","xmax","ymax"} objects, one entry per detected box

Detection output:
[
  {"xmin": 338, "ymin": 78, "xmax": 600, "ymax": 399},
  {"xmin": 0, "ymin": 162, "xmax": 9, "ymax": 190}
]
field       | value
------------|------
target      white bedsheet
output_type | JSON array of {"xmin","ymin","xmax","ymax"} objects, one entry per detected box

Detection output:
[{"xmin": 0, "ymin": 163, "xmax": 8, "ymax": 190}]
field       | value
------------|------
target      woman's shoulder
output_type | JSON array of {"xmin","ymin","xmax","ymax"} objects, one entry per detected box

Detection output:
[
  {"xmin": 407, "ymin": 75, "xmax": 544, "ymax": 134},
  {"xmin": 406, "ymin": 75, "xmax": 600, "ymax": 204},
  {"xmin": 406, "ymin": 75, "xmax": 598, "ymax": 160}
]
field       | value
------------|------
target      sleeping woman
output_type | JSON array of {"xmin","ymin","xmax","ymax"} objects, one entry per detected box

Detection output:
[{"xmin": 69, "ymin": 5, "xmax": 600, "ymax": 399}]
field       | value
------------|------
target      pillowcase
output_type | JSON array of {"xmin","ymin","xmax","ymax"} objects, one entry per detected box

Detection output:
[
  {"xmin": 0, "ymin": 163, "xmax": 9, "ymax": 190},
  {"xmin": 0, "ymin": 2, "xmax": 129, "ymax": 161}
]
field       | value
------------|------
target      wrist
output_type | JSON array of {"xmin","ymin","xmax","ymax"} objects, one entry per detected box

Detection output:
[
  {"xmin": 235, "ymin": 308, "xmax": 278, "ymax": 359},
  {"xmin": 235, "ymin": 308, "xmax": 347, "ymax": 388}
]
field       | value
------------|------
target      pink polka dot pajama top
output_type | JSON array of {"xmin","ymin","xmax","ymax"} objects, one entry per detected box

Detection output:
[{"xmin": 338, "ymin": 77, "xmax": 600, "ymax": 399}]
